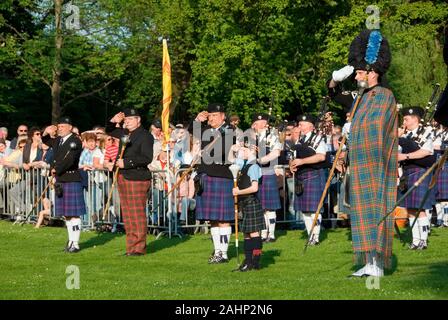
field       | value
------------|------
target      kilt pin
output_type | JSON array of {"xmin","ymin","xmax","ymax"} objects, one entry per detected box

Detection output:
[{"xmin": 117, "ymin": 174, "xmax": 151, "ymax": 254}]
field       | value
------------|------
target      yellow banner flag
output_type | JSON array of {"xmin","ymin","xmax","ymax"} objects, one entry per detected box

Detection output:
[{"xmin": 162, "ymin": 39, "xmax": 172, "ymax": 144}]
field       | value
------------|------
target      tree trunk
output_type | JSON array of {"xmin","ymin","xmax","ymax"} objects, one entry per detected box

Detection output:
[{"xmin": 52, "ymin": 0, "xmax": 63, "ymax": 123}]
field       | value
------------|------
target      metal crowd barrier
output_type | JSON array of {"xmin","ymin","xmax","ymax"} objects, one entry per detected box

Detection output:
[{"xmin": 0, "ymin": 165, "xmax": 347, "ymax": 235}]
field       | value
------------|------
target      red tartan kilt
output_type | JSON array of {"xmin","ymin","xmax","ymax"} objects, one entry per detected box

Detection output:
[{"xmin": 117, "ymin": 174, "xmax": 151, "ymax": 254}]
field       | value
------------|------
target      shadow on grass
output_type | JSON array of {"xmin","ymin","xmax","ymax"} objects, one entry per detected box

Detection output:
[
  {"xmin": 148, "ymin": 234, "xmax": 192, "ymax": 254},
  {"xmin": 81, "ymin": 232, "xmax": 124, "ymax": 250},
  {"xmin": 261, "ymin": 249, "xmax": 281, "ymax": 268},
  {"xmin": 398, "ymin": 261, "xmax": 448, "ymax": 297}
]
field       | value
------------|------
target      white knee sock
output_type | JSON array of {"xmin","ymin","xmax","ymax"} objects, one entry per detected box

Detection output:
[
  {"xmin": 261, "ymin": 212, "xmax": 269, "ymax": 239},
  {"xmin": 311, "ymin": 213, "xmax": 322, "ymax": 242},
  {"xmin": 436, "ymin": 203, "xmax": 444, "ymax": 222},
  {"xmin": 303, "ymin": 213, "xmax": 312, "ymax": 235},
  {"xmin": 65, "ymin": 219, "xmax": 73, "ymax": 247},
  {"xmin": 409, "ymin": 217, "xmax": 420, "ymax": 246},
  {"xmin": 419, "ymin": 217, "xmax": 429, "ymax": 243},
  {"xmin": 219, "ymin": 226, "xmax": 232, "ymax": 259},
  {"xmin": 211, "ymin": 227, "xmax": 221, "ymax": 255},
  {"xmin": 267, "ymin": 211, "xmax": 276, "ymax": 239},
  {"xmin": 71, "ymin": 218, "xmax": 81, "ymax": 249},
  {"xmin": 425, "ymin": 209, "xmax": 432, "ymax": 227}
]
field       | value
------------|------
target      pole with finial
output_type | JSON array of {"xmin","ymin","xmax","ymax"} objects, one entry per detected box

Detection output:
[{"xmin": 229, "ymin": 164, "xmax": 241, "ymax": 268}]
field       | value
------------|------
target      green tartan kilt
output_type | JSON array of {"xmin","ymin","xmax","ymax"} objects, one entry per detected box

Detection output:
[{"xmin": 240, "ymin": 196, "xmax": 266, "ymax": 233}]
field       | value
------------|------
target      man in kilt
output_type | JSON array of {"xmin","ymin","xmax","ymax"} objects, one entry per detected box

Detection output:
[
  {"xmin": 348, "ymin": 29, "xmax": 397, "ymax": 277},
  {"xmin": 191, "ymin": 103, "xmax": 236, "ymax": 263},
  {"xmin": 106, "ymin": 108, "xmax": 154, "ymax": 256},
  {"xmin": 229, "ymin": 140, "xmax": 265, "ymax": 271},
  {"xmin": 251, "ymin": 113, "xmax": 282, "ymax": 243},
  {"xmin": 42, "ymin": 118, "xmax": 86, "ymax": 253},
  {"xmin": 289, "ymin": 114, "xmax": 329, "ymax": 246},
  {"xmin": 398, "ymin": 107, "xmax": 436, "ymax": 250},
  {"xmin": 434, "ymin": 126, "xmax": 448, "ymax": 228}
]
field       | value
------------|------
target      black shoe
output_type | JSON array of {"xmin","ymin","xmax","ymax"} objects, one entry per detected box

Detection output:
[
  {"xmin": 67, "ymin": 246, "xmax": 80, "ymax": 253},
  {"xmin": 237, "ymin": 262, "xmax": 253, "ymax": 272},
  {"xmin": 262, "ymin": 237, "xmax": 269, "ymax": 243},
  {"xmin": 63, "ymin": 241, "xmax": 71, "ymax": 252},
  {"xmin": 268, "ymin": 237, "xmax": 276, "ymax": 243},
  {"xmin": 409, "ymin": 243, "xmax": 420, "ymax": 250},
  {"xmin": 418, "ymin": 241, "xmax": 428, "ymax": 250},
  {"xmin": 208, "ymin": 252, "xmax": 229, "ymax": 264}
]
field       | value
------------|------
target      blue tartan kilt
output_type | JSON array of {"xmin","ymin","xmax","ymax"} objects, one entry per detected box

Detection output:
[
  {"xmin": 294, "ymin": 169, "xmax": 327, "ymax": 213},
  {"xmin": 257, "ymin": 174, "xmax": 281, "ymax": 210},
  {"xmin": 195, "ymin": 175, "xmax": 234, "ymax": 222},
  {"xmin": 399, "ymin": 167, "xmax": 435, "ymax": 210},
  {"xmin": 55, "ymin": 181, "xmax": 87, "ymax": 217},
  {"xmin": 436, "ymin": 164, "xmax": 448, "ymax": 201}
]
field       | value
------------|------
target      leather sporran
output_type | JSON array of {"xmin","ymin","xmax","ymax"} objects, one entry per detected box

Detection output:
[
  {"xmin": 398, "ymin": 175, "xmax": 408, "ymax": 193},
  {"xmin": 295, "ymin": 178, "xmax": 304, "ymax": 195},
  {"xmin": 55, "ymin": 182, "xmax": 64, "ymax": 198},
  {"xmin": 193, "ymin": 173, "xmax": 204, "ymax": 196}
]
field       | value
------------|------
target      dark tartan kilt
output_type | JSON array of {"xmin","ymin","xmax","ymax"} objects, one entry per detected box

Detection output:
[
  {"xmin": 55, "ymin": 182, "xmax": 86, "ymax": 217},
  {"xmin": 240, "ymin": 196, "xmax": 265, "ymax": 233},
  {"xmin": 399, "ymin": 167, "xmax": 435, "ymax": 210},
  {"xmin": 195, "ymin": 175, "xmax": 234, "ymax": 222},
  {"xmin": 257, "ymin": 174, "xmax": 281, "ymax": 210},
  {"xmin": 294, "ymin": 168, "xmax": 326, "ymax": 213},
  {"xmin": 436, "ymin": 164, "xmax": 448, "ymax": 200}
]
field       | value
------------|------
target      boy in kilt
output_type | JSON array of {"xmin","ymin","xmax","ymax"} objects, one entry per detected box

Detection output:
[
  {"xmin": 191, "ymin": 103, "xmax": 236, "ymax": 263},
  {"xmin": 42, "ymin": 118, "xmax": 86, "ymax": 253},
  {"xmin": 289, "ymin": 114, "xmax": 329, "ymax": 246},
  {"xmin": 398, "ymin": 107, "xmax": 436, "ymax": 250},
  {"xmin": 229, "ymin": 140, "xmax": 265, "ymax": 271},
  {"xmin": 106, "ymin": 108, "xmax": 154, "ymax": 256},
  {"xmin": 251, "ymin": 113, "xmax": 282, "ymax": 243},
  {"xmin": 348, "ymin": 29, "xmax": 397, "ymax": 277}
]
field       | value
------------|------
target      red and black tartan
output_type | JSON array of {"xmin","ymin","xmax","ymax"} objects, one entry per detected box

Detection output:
[{"xmin": 117, "ymin": 174, "xmax": 151, "ymax": 254}]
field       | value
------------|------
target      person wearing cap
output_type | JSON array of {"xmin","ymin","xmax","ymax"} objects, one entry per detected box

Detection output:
[
  {"xmin": 289, "ymin": 114, "xmax": 329, "ymax": 246},
  {"xmin": 42, "ymin": 117, "xmax": 85, "ymax": 253},
  {"xmin": 347, "ymin": 29, "xmax": 397, "ymax": 277},
  {"xmin": 106, "ymin": 108, "xmax": 153, "ymax": 256},
  {"xmin": 250, "ymin": 113, "xmax": 282, "ymax": 243},
  {"xmin": 398, "ymin": 107, "xmax": 436, "ymax": 250},
  {"xmin": 190, "ymin": 103, "xmax": 236, "ymax": 264},
  {"xmin": 151, "ymin": 119, "xmax": 163, "ymax": 161}
]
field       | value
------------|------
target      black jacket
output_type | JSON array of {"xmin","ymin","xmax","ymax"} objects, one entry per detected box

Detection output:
[
  {"xmin": 188, "ymin": 120, "xmax": 235, "ymax": 179},
  {"xmin": 42, "ymin": 134, "xmax": 83, "ymax": 182},
  {"xmin": 106, "ymin": 122, "xmax": 154, "ymax": 181}
]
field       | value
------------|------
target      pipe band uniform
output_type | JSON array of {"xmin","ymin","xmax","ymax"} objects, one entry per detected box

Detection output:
[
  {"xmin": 42, "ymin": 116, "xmax": 86, "ymax": 253},
  {"xmin": 229, "ymin": 142, "xmax": 265, "ymax": 272},
  {"xmin": 346, "ymin": 28, "xmax": 396, "ymax": 278},
  {"xmin": 398, "ymin": 106, "xmax": 436, "ymax": 250},
  {"xmin": 290, "ymin": 114, "xmax": 329, "ymax": 246},
  {"xmin": 106, "ymin": 108, "xmax": 154, "ymax": 256},
  {"xmin": 250, "ymin": 112, "xmax": 282, "ymax": 243},
  {"xmin": 189, "ymin": 103, "xmax": 236, "ymax": 264}
]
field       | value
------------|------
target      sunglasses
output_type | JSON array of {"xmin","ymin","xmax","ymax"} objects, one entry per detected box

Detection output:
[{"xmin": 19, "ymin": 130, "xmax": 28, "ymax": 133}]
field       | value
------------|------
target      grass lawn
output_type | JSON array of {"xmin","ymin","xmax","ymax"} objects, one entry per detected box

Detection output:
[{"xmin": 0, "ymin": 219, "xmax": 447, "ymax": 300}]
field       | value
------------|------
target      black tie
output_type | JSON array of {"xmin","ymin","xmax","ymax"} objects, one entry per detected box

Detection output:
[{"xmin": 59, "ymin": 139, "xmax": 64, "ymax": 146}]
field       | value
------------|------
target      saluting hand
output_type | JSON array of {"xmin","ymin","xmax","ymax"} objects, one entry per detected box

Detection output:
[
  {"xmin": 195, "ymin": 111, "xmax": 208, "ymax": 122},
  {"xmin": 111, "ymin": 112, "xmax": 125, "ymax": 124}
]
